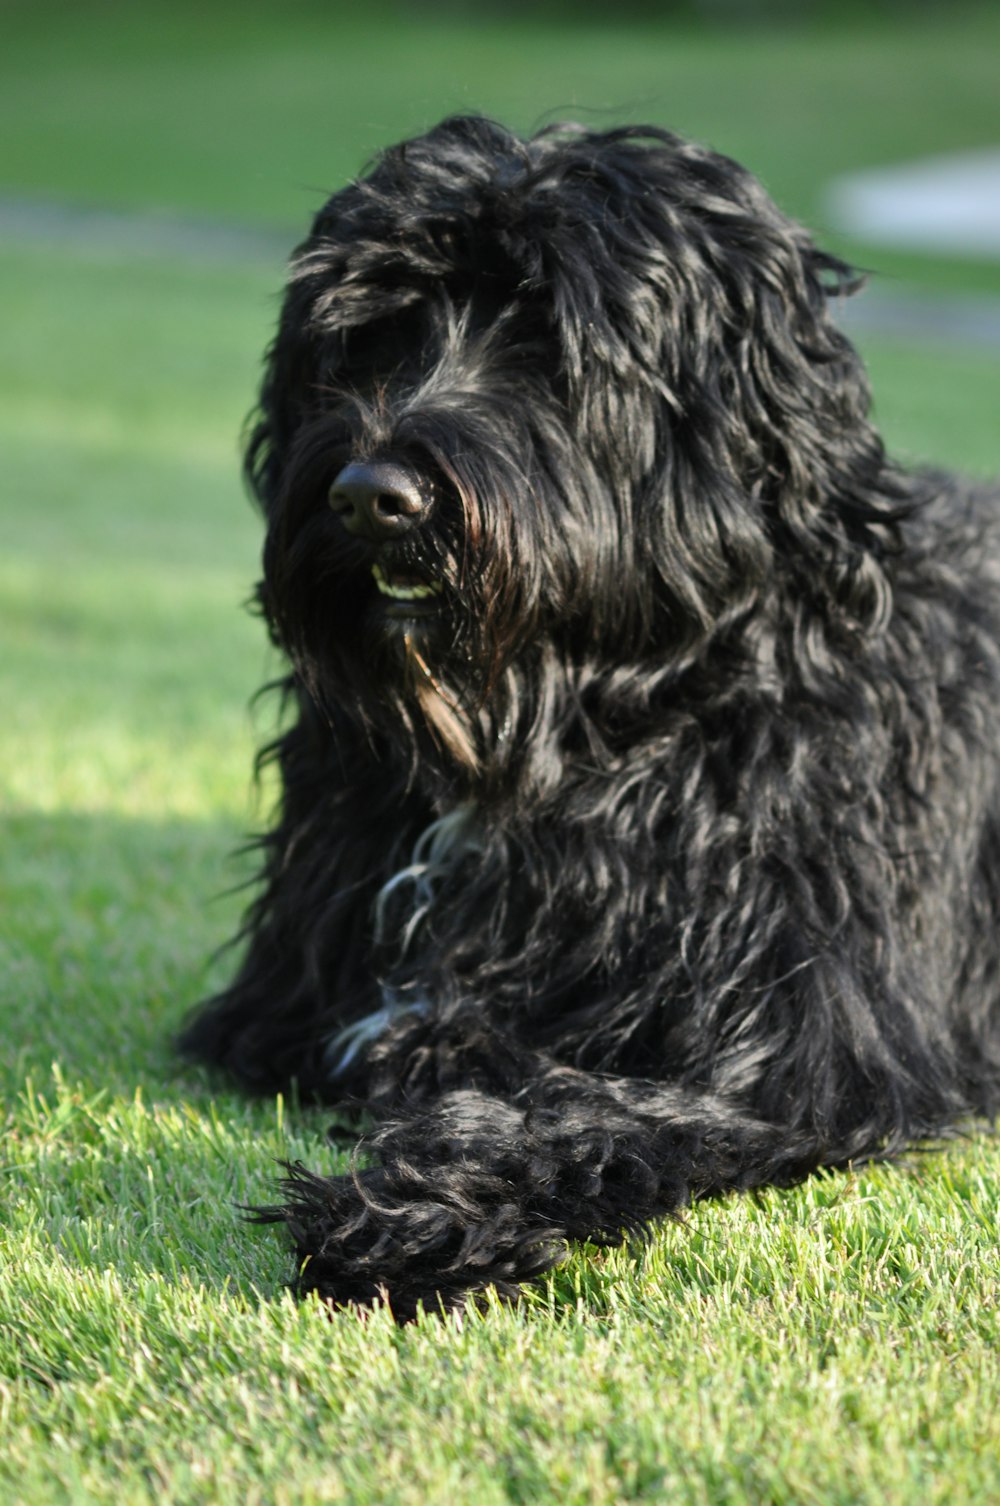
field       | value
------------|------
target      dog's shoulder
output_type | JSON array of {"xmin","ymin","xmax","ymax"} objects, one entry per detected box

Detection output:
[{"xmin": 896, "ymin": 470, "xmax": 1000, "ymax": 601}]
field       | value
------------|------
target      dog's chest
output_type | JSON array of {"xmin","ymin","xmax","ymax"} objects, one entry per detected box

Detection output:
[{"xmin": 323, "ymin": 803, "xmax": 480, "ymax": 1076}]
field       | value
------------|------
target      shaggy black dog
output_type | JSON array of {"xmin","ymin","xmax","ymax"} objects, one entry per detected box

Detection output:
[{"xmin": 180, "ymin": 115, "xmax": 1000, "ymax": 1319}]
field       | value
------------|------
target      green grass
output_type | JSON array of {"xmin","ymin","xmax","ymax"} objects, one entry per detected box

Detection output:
[
  {"xmin": 3, "ymin": 1126, "xmax": 999, "ymax": 1506},
  {"xmin": 2, "ymin": 6, "xmax": 1000, "ymax": 1501}
]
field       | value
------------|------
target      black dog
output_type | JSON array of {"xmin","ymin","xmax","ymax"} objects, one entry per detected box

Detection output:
[{"xmin": 180, "ymin": 116, "xmax": 1000, "ymax": 1319}]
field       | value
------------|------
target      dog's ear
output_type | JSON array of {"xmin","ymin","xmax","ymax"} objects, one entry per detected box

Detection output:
[
  {"xmin": 243, "ymin": 296, "xmax": 312, "ymax": 518},
  {"xmin": 243, "ymin": 254, "xmax": 338, "ymax": 518},
  {"xmin": 538, "ymin": 131, "xmax": 902, "ymax": 644},
  {"xmin": 659, "ymin": 203, "xmax": 901, "ymax": 640},
  {"xmin": 601, "ymin": 137, "xmax": 904, "ymax": 643},
  {"xmin": 243, "ymin": 346, "xmax": 291, "ymax": 518},
  {"xmin": 244, "ymin": 177, "xmax": 375, "ymax": 517}
]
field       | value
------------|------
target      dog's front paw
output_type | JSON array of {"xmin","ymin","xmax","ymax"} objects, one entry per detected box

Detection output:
[{"xmin": 257, "ymin": 1158, "xmax": 565, "ymax": 1321}]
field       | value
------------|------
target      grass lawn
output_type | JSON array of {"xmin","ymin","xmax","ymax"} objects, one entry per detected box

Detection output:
[{"xmin": 2, "ymin": 5, "xmax": 1000, "ymax": 1502}]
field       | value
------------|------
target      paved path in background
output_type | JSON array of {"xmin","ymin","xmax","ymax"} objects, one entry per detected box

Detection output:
[
  {"xmin": 827, "ymin": 148, "xmax": 1000, "ymax": 258},
  {"xmin": 0, "ymin": 195, "xmax": 293, "ymax": 265},
  {"xmin": 3, "ymin": 192, "xmax": 1000, "ymax": 349}
]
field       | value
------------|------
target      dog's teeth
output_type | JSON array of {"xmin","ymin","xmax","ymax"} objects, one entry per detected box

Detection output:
[{"xmin": 371, "ymin": 563, "xmax": 442, "ymax": 600}]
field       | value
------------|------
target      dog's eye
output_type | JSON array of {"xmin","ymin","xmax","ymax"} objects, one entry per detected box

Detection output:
[{"xmin": 340, "ymin": 308, "xmax": 428, "ymax": 386}]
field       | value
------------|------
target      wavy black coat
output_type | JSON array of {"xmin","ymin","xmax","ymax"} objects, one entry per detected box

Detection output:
[{"xmin": 179, "ymin": 116, "xmax": 1000, "ymax": 1318}]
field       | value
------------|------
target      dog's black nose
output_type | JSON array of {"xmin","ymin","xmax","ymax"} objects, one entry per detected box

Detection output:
[{"xmin": 328, "ymin": 461, "xmax": 429, "ymax": 541}]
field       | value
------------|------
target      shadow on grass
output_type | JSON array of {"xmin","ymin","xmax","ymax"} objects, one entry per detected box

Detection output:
[
  {"xmin": 1, "ymin": 807, "xmax": 256, "ymax": 1090},
  {"xmin": 0, "ymin": 806, "xmax": 352, "ymax": 1303}
]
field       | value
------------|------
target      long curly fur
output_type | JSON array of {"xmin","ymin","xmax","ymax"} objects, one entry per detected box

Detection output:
[{"xmin": 179, "ymin": 115, "xmax": 1000, "ymax": 1319}]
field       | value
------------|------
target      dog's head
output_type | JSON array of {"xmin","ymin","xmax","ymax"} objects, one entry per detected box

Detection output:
[{"xmin": 250, "ymin": 116, "xmax": 901, "ymax": 778}]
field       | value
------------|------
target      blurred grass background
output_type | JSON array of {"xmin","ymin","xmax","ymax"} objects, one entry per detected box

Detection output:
[
  {"xmin": 5, "ymin": 0, "xmax": 1000, "ymax": 291},
  {"xmin": 2, "ymin": 3, "xmax": 999, "ymax": 1502}
]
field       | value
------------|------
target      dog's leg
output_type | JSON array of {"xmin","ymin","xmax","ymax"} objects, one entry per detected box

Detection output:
[
  {"xmin": 178, "ymin": 690, "xmax": 439, "ymax": 1095},
  {"xmin": 253, "ymin": 1028, "xmax": 808, "ymax": 1318}
]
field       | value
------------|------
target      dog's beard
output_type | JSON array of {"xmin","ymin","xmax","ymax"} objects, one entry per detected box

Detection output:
[
  {"xmin": 367, "ymin": 538, "xmax": 483, "ymax": 773},
  {"xmin": 397, "ymin": 635, "xmax": 479, "ymax": 772},
  {"xmin": 265, "ymin": 488, "xmax": 497, "ymax": 776},
  {"xmin": 340, "ymin": 578, "xmax": 482, "ymax": 773}
]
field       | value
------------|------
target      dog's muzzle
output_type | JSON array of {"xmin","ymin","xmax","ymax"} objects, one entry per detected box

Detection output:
[{"xmin": 329, "ymin": 460, "xmax": 430, "ymax": 543}]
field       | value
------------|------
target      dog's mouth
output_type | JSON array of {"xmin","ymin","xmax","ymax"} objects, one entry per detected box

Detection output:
[{"xmin": 371, "ymin": 560, "xmax": 444, "ymax": 615}]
